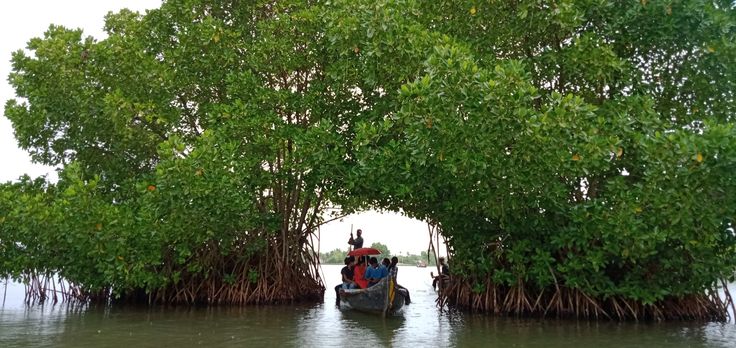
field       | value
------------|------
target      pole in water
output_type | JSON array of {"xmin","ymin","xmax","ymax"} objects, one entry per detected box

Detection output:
[
  {"xmin": 349, "ymin": 224, "xmax": 354, "ymax": 252},
  {"xmin": 383, "ymin": 275, "xmax": 396, "ymax": 317}
]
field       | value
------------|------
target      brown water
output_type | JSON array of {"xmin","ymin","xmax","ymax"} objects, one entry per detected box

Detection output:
[{"xmin": 1, "ymin": 265, "xmax": 735, "ymax": 347}]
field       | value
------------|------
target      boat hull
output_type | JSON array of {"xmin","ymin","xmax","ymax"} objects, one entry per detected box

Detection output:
[{"xmin": 339, "ymin": 277, "xmax": 405, "ymax": 314}]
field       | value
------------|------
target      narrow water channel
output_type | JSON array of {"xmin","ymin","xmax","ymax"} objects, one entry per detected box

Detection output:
[{"xmin": 1, "ymin": 265, "xmax": 734, "ymax": 347}]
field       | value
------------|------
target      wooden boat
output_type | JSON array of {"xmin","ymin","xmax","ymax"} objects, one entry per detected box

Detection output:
[{"xmin": 339, "ymin": 274, "xmax": 406, "ymax": 315}]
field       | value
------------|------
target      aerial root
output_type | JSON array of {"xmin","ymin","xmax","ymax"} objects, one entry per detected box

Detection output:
[
  {"xmin": 441, "ymin": 277, "xmax": 729, "ymax": 321},
  {"xmin": 19, "ymin": 242, "xmax": 325, "ymax": 306}
]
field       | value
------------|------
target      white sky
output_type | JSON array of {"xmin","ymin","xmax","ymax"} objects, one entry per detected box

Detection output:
[{"xmin": 0, "ymin": 0, "xmax": 439, "ymax": 255}]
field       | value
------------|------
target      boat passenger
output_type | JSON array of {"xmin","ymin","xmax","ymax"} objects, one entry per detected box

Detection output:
[
  {"xmin": 387, "ymin": 256, "xmax": 398, "ymax": 273},
  {"xmin": 381, "ymin": 257, "xmax": 390, "ymax": 268},
  {"xmin": 353, "ymin": 256, "xmax": 369, "ymax": 289},
  {"xmin": 335, "ymin": 256, "xmax": 356, "ymax": 305},
  {"xmin": 342, "ymin": 256, "xmax": 357, "ymax": 289},
  {"xmin": 388, "ymin": 256, "xmax": 411, "ymax": 304},
  {"xmin": 365, "ymin": 257, "xmax": 388, "ymax": 287}
]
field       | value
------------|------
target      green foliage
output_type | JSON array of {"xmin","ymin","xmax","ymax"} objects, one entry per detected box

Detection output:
[
  {"xmin": 1, "ymin": 0, "xmax": 356, "ymax": 301},
  {"xmin": 319, "ymin": 247, "xmax": 434, "ymax": 265},
  {"xmin": 397, "ymin": 250, "xmax": 437, "ymax": 267},
  {"xmin": 320, "ymin": 248, "xmax": 349, "ymax": 264},
  {"xmin": 2, "ymin": 0, "xmax": 736, "ymax": 308},
  {"xmin": 368, "ymin": 242, "xmax": 391, "ymax": 258},
  {"xmin": 323, "ymin": 0, "xmax": 736, "ymax": 304}
]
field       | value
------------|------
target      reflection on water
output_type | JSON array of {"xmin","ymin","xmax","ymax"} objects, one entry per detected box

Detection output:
[{"xmin": 1, "ymin": 267, "xmax": 735, "ymax": 347}]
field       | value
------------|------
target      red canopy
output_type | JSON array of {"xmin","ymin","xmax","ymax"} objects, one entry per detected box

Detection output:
[{"xmin": 348, "ymin": 247, "xmax": 382, "ymax": 257}]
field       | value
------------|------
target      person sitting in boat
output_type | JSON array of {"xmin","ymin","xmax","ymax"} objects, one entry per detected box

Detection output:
[
  {"xmin": 347, "ymin": 229, "xmax": 364, "ymax": 249},
  {"xmin": 431, "ymin": 257, "xmax": 450, "ymax": 290},
  {"xmin": 353, "ymin": 256, "xmax": 369, "ymax": 289},
  {"xmin": 365, "ymin": 257, "xmax": 389, "ymax": 287},
  {"xmin": 341, "ymin": 256, "xmax": 357, "ymax": 289},
  {"xmin": 387, "ymin": 256, "xmax": 398, "ymax": 273},
  {"xmin": 387, "ymin": 256, "xmax": 411, "ymax": 304},
  {"xmin": 381, "ymin": 257, "xmax": 391, "ymax": 268},
  {"xmin": 334, "ymin": 256, "xmax": 356, "ymax": 305}
]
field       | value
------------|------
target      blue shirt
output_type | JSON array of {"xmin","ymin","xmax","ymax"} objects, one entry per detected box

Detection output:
[
  {"xmin": 378, "ymin": 265, "xmax": 388, "ymax": 278},
  {"xmin": 365, "ymin": 265, "xmax": 389, "ymax": 286}
]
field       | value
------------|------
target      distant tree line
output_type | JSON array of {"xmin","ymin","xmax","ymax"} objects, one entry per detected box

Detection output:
[{"xmin": 319, "ymin": 243, "xmax": 438, "ymax": 267}]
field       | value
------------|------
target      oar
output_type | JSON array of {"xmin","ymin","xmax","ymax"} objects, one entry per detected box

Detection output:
[{"xmin": 348, "ymin": 224, "xmax": 354, "ymax": 252}]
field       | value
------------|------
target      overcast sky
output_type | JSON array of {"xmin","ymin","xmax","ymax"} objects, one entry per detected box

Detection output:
[{"xmin": 0, "ymin": 0, "xmax": 441, "ymax": 256}]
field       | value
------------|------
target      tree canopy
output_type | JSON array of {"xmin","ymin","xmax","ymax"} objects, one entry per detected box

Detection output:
[
  {"xmin": 368, "ymin": 242, "xmax": 391, "ymax": 259},
  {"xmin": 2, "ymin": 0, "xmax": 736, "ymax": 319},
  {"xmin": 320, "ymin": 0, "xmax": 736, "ymax": 319}
]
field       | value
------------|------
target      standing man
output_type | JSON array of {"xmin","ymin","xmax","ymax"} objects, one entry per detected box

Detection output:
[
  {"xmin": 432, "ymin": 257, "xmax": 450, "ymax": 290},
  {"xmin": 348, "ymin": 228, "xmax": 364, "ymax": 249}
]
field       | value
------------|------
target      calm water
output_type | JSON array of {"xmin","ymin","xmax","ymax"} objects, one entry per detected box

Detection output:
[{"xmin": 1, "ymin": 265, "xmax": 735, "ymax": 347}]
